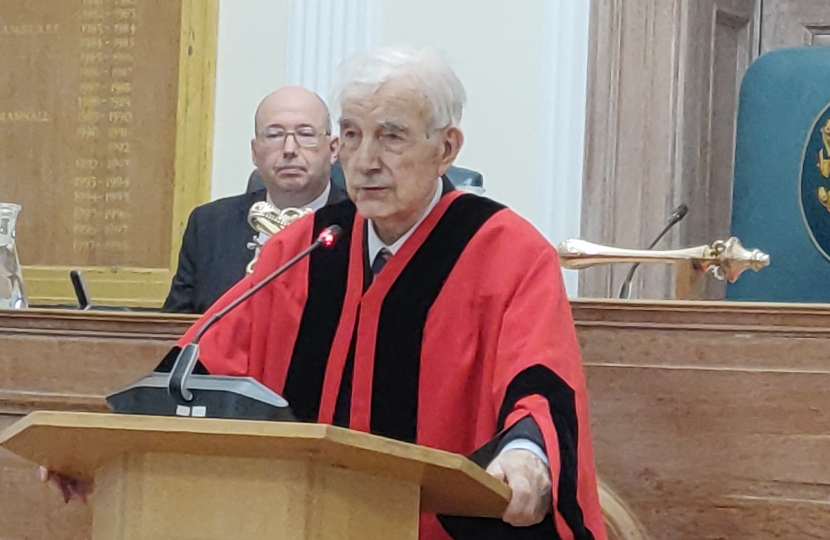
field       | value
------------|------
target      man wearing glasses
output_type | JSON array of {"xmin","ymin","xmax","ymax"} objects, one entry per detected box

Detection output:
[{"xmin": 162, "ymin": 86, "xmax": 347, "ymax": 314}]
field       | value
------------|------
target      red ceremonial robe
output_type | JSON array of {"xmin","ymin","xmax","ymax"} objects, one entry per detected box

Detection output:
[{"xmin": 176, "ymin": 188, "xmax": 607, "ymax": 540}]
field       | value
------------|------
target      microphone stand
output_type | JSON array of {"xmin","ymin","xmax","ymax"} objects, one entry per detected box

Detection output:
[
  {"xmin": 618, "ymin": 204, "xmax": 688, "ymax": 299},
  {"xmin": 169, "ymin": 225, "xmax": 342, "ymax": 402}
]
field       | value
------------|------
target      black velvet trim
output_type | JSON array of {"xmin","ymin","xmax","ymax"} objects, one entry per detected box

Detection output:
[
  {"xmin": 438, "ymin": 513, "xmax": 560, "ymax": 540},
  {"xmin": 460, "ymin": 416, "xmax": 547, "ymax": 472},
  {"xmin": 496, "ymin": 416, "xmax": 547, "ymax": 455},
  {"xmin": 370, "ymin": 195, "xmax": 505, "ymax": 443},
  {"xmin": 362, "ymin": 221, "xmax": 373, "ymax": 291},
  {"xmin": 332, "ymin": 307, "xmax": 358, "ymax": 427},
  {"xmin": 495, "ymin": 364, "xmax": 595, "ymax": 540},
  {"xmin": 282, "ymin": 200, "xmax": 356, "ymax": 422},
  {"xmin": 439, "ymin": 365, "xmax": 596, "ymax": 540},
  {"xmin": 153, "ymin": 346, "xmax": 209, "ymax": 374},
  {"xmin": 438, "ymin": 419, "xmax": 557, "ymax": 539}
]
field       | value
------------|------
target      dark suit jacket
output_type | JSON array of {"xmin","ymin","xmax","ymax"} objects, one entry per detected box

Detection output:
[{"xmin": 162, "ymin": 181, "xmax": 348, "ymax": 314}]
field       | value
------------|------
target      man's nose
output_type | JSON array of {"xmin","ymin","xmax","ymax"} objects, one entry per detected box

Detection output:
[
  {"xmin": 352, "ymin": 139, "xmax": 381, "ymax": 173},
  {"xmin": 282, "ymin": 133, "xmax": 299, "ymax": 155}
]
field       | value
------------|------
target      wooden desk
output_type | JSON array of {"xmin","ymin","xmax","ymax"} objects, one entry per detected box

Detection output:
[{"xmin": 3, "ymin": 301, "xmax": 830, "ymax": 539}]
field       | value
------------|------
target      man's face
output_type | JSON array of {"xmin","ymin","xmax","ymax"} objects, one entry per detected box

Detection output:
[
  {"xmin": 251, "ymin": 89, "xmax": 337, "ymax": 198},
  {"xmin": 338, "ymin": 81, "xmax": 462, "ymax": 225}
]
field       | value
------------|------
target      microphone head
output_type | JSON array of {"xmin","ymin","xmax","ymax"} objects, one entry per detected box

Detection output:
[
  {"xmin": 673, "ymin": 203, "xmax": 689, "ymax": 221},
  {"xmin": 317, "ymin": 225, "xmax": 343, "ymax": 248}
]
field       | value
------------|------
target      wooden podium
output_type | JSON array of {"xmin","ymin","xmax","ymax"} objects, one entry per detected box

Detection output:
[{"xmin": 0, "ymin": 411, "xmax": 510, "ymax": 540}]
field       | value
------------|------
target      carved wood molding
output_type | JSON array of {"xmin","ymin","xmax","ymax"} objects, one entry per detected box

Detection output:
[
  {"xmin": 0, "ymin": 391, "xmax": 107, "ymax": 415},
  {"xmin": 0, "ymin": 309, "xmax": 196, "ymax": 339},
  {"xmin": 571, "ymin": 299, "xmax": 830, "ymax": 333}
]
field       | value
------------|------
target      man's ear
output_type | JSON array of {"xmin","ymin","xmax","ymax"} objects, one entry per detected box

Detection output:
[
  {"xmin": 329, "ymin": 136, "xmax": 340, "ymax": 164},
  {"xmin": 250, "ymin": 139, "xmax": 258, "ymax": 166},
  {"xmin": 437, "ymin": 126, "xmax": 464, "ymax": 176}
]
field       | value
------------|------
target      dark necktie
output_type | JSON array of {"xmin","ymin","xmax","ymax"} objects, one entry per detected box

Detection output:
[{"xmin": 371, "ymin": 248, "xmax": 391, "ymax": 276}]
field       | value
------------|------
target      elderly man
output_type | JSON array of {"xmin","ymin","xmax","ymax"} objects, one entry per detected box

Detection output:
[
  {"xmin": 162, "ymin": 86, "xmax": 347, "ymax": 314},
  {"xmin": 154, "ymin": 47, "xmax": 609, "ymax": 539}
]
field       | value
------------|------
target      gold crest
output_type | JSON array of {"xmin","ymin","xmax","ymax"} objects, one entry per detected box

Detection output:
[
  {"xmin": 815, "ymin": 119, "xmax": 830, "ymax": 211},
  {"xmin": 820, "ymin": 119, "xmax": 830, "ymax": 179}
]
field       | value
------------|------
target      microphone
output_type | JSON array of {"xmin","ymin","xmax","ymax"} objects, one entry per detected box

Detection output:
[
  {"xmin": 169, "ymin": 225, "xmax": 343, "ymax": 401},
  {"xmin": 107, "ymin": 225, "xmax": 343, "ymax": 422},
  {"xmin": 68, "ymin": 269, "xmax": 131, "ymax": 311},
  {"xmin": 69, "ymin": 270, "xmax": 91, "ymax": 310},
  {"xmin": 618, "ymin": 204, "xmax": 688, "ymax": 299}
]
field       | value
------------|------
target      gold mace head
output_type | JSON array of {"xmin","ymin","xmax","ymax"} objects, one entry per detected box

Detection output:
[{"xmin": 245, "ymin": 202, "xmax": 313, "ymax": 274}]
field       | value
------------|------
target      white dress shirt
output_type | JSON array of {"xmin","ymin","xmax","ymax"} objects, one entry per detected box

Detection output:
[
  {"xmin": 366, "ymin": 178, "xmax": 443, "ymax": 261},
  {"xmin": 265, "ymin": 181, "xmax": 331, "ymax": 212}
]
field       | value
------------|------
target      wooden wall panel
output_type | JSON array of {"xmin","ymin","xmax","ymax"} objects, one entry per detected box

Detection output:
[
  {"xmin": 0, "ymin": 0, "xmax": 181, "ymax": 269},
  {"xmin": 0, "ymin": 0, "xmax": 217, "ymax": 307},
  {"xmin": 582, "ymin": 0, "xmax": 759, "ymax": 300},
  {"xmin": 761, "ymin": 0, "xmax": 830, "ymax": 52},
  {"xmin": 0, "ymin": 309, "xmax": 191, "ymax": 540},
  {"xmin": 574, "ymin": 299, "xmax": 830, "ymax": 539},
  {"xmin": 678, "ymin": 1, "xmax": 757, "ymax": 299},
  {"xmin": 0, "ymin": 414, "xmax": 92, "ymax": 540},
  {"xmin": 581, "ymin": 0, "xmax": 683, "ymax": 300}
]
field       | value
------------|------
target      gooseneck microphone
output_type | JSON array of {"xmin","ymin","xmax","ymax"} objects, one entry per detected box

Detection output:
[
  {"xmin": 69, "ymin": 270, "xmax": 91, "ymax": 310},
  {"xmin": 169, "ymin": 225, "xmax": 342, "ymax": 401},
  {"xmin": 618, "ymin": 204, "xmax": 688, "ymax": 300}
]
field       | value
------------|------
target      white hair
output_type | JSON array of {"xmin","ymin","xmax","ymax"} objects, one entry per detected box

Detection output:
[{"xmin": 333, "ymin": 46, "xmax": 467, "ymax": 131}]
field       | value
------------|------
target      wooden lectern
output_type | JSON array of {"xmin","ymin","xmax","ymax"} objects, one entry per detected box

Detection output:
[{"xmin": 0, "ymin": 411, "xmax": 510, "ymax": 540}]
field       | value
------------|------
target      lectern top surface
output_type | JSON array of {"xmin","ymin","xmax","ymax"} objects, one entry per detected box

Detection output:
[{"xmin": 0, "ymin": 411, "xmax": 511, "ymax": 518}]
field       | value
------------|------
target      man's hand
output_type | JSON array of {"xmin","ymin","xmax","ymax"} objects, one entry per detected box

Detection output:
[
  {"xmin": 486, "ymin": 448, "xmax": 552, "ymax": 527},
  {"xmin": 38, "ymin": 466, "xmax": 92, "ymax": 503}
]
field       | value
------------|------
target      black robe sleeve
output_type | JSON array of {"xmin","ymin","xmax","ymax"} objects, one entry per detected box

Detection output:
[{"xmin": 437, "ymin": 416, "xmax": 556, "ymax": 540}]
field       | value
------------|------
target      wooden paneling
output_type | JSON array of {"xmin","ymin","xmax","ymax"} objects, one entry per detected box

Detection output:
[
  {"xmin": 5, "ymin": 303, "xmax": 830, "ymax": 538},
  {"xmin": 0, "ymin": 0, "xmax": 180, "ymax": 269},
  {"xmin": 0, "ymin": 412, "xmax": 92, "ymax": 540},
  {"xmin": 581, "ymin": 0, "xmax": 682, "ymax": 300},
  {"xmin": 574, "ymin": 299, "xmax": 830, "ymax": 539},
  {"xmin": 0, "ymin": 309, "xmax": 190, "ymax": 540},
  {"xmin": 678, "ymin": 1, "xmax": 758, "ymax": 299},
  {"xmin": 761, "ymin": 0, "xmax": 830, "ymax": 52},
  {"xmin": 582, "ymin": 0, "xmax": 759, "ymax": 300},
  {"xmin": 0, "ymin": 0, "xmax": 217, "ymax": 307},
  {"xmin": 0, "ymin": 309, "xmax": 190, "ymax": 414}
]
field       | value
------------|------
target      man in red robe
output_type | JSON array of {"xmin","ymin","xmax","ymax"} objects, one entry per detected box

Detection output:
[{"xmin": 165, "ymin": 47, "xmax": 607, "ymax": 540}]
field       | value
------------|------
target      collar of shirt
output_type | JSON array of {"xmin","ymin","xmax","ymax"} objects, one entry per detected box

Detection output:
[
  {"xmin": 367, "ymin": 177, "xmax": 443, "ymax": 263},
  {"xmin": 265, "ymin": 180, "xmax": 331, "ymax": 212}
]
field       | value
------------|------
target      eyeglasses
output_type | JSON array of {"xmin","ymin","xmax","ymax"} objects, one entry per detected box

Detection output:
[{"xmin": 256, "ymin": 127, "xmax": 329, "ymax": 148}]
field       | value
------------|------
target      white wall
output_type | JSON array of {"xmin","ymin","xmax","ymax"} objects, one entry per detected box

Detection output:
[
  {"xmin": 210, "ymin": 0, "xmax": 589, "ymax": 294},
  {"xmin": 378, "ymin": 0, "xmax": 543, "ymax": 215},
  {"xmin": 211, "ymin": 0, "xmax": 290, "ymax": 200}
]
